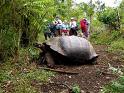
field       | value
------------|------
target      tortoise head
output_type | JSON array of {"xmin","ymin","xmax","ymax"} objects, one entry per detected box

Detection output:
[{"xmin": 33, "ymin": 43, "xmax": 46, "ymax": 51}]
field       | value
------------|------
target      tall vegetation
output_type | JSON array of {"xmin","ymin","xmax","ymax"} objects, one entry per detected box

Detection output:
[
  {"xmin": 1, "ymin": 0, "xmax": 124, "ymax": 92},
  {"xmin": 79, "ymin": 0, "xmax": 95, "ymax": 32},
  {"xmin": 0, "ymin": 0, "xmax": 59, "ymax": 62},
  {"xmin": 97, "ymin": 8, "xmax": 120, "ymax": 30}
]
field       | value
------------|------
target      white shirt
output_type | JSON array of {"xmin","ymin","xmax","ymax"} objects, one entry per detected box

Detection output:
[
  {"xmin": 70, "ymin": 21, "xmax": 77, "ymax": 28},
  {"xmin": 55, "ymin": 19, "xmax": 62, "ymax": 25}
]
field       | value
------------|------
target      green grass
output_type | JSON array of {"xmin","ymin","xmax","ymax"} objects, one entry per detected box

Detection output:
[
  {"xmin": 108, "ymin": 38, "xmax": 124, "ymax": 53},
  {"xmin": 101, "ymin": 76, "xmax": 124, "ymax": 93},
  {"xmin": 0, "ymin": 47, "xmax": 55, "ymax": 93},
  {"xmin": 72, "ymin": 84, "xmax": 81, "ymax": 93},
  {"xmin": 107, "ymin": 38, "xmax": 124, "ymax": 61},
  {"xmin": 37, "ymin": 32, "xmax": 45, "ymax": 43},
  {"xmin": 90, "ymin": 30, "xmax": 124, "ymax": 59},
  {"xmin": 91, "ymin": 30, "xmax": 124, "ymax": 93},
  {"xmin": 90, "ymin": 30, "xmax": 122, "ymax": 45}
]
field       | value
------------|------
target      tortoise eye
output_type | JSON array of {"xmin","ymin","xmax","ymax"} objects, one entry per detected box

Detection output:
[{"xmin": 33, "ymin": 43, "xmax": 42, "ymax": 48}]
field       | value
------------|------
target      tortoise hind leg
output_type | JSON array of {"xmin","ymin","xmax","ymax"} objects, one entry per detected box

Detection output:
[{"xmin": 45, "ymin": 52, "xmax": 55, "ymax": 68}]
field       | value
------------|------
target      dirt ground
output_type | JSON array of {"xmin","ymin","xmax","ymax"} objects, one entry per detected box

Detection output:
[{"xmin": 38, "ymin": 45, "xmax": 124, "ymax": 93}]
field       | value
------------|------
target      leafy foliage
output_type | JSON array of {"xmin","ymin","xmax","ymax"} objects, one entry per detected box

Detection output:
[
  {"xmin": 107, "ymin": 38, "xmax": 124, "ymax": 59},
  {"xmin": 90, "ymin": 30, "xmax": 122, "ymax": 45},
  {"xmin": 0, "ymin": 48, "xmax": 55, "ymax": 93},
  {"xmin": 0, "ymin": 0, "xmax": 55, "ymax": 62},
  {"xmin": 80, "ymin": 2, "xmax": 95, "ymax": 17},
  {"xmin": 72, "ymin": 84, "xmax": 81, "ymax": 93},
  {"xmin": 101, "ymin": 76, "xmax": 124, "ymax": 93},
  {"xmin": 97, "ymin": 8, "xmax": 120, "ymax": 30},
  {"xmin": 119, "ymin": 0, "xmax": 124, "ymax": 25}
]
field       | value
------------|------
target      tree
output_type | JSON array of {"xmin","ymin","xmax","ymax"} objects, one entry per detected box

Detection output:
[
  {"xmin": 80, "ymin": 0, "xmax": 95, "ymax": 32},
  {"xmin": 97, "ymin": 7, "xmax": 120, "ymax": 31},
  {"xmin": 0, "ymin": 0, "xmax": 55, "ymax": 62},
  {"xmin": 119, "ymin": 0, "xmax": 124, "ymax": 27},
  {"xmin": 95, "ymin": 0, "xmax": 105, "ymax": 13}
]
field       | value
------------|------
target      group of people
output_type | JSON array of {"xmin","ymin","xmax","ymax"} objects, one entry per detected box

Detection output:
[{"xmin": 44, "ymin": 16, "xmax": 90, "ymax": 40}]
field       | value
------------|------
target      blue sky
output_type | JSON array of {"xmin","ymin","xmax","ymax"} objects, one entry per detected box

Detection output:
[{"xmin": 74, "ymin": 0, "xmax": 122, "ymax": 7}]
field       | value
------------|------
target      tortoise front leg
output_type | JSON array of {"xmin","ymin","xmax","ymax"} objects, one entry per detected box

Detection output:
[{"xmin": 45, "ymin": 52, "xmax": 55, "ymax": 68}]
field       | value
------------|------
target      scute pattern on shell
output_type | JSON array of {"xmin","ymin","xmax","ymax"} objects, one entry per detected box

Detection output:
[{"xmin": 45, "ymin": 36, "xmax": 98, "ymax": 61}]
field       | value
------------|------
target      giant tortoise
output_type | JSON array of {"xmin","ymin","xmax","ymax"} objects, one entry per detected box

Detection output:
[{"xmin": 34, "ymin": 36, "xmax": 98, "ymax": 67}]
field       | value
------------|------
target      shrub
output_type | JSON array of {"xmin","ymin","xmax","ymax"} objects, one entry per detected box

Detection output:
[
  {"xmin": 71, "ymin": 84, "xmax": 81, "ymax": 93},
  {"xmin": 101, "ymin": 76, "xmax": 124, "ymax": 93},
  {"xmin": 108, "ymin": 38, "xmax": 124, "ymax": 53},
  {"xmin": 90, "ymin": 30, "xmax": 121, "ymax": 45},
  {"xmin": 97, "ymin": 8, "xmax": 120, "ymax": 30}
]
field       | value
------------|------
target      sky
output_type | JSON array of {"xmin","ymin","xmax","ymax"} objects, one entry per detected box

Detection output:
[{"xmin": 74, "ymin": 0, "xmax": 122, "ymax": 7}]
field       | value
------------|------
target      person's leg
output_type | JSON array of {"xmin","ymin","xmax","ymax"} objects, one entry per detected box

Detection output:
[
  {"xmin": 69, "ymin": 28, "xmax": 73, "ymax": 35},
  {"xmin": 60, "ymin": 29, "xmax": 63, "ymax": 36},
  {"xmin": 51, "ymin": 32, "xmax": 54, "ymax": 38},
  {"xmin": 48, "ymin": 32, "xmax": 51, "ymax": 39},
  {"xmin": 44, "ymin": 32, "xmax": 47, "ymax": 40},
  {"xmin": 54, "ymin": 29, "xmax": 59, "ymax": 37},
  {"xmin": 66, "ymin": 30, "xmax": 69, "ymax": 36},
  {"xmin": 56, "ymin": 30, "xmax": 60, "ymax": 36},
  {"xmin": 71, "ymin": 28, "xmax": 75, "ymax": 35},
  {"xmin": 58, "ymin": 29, "xmax": 61, "ymax": 36},
  {"xmin": 74, "ymin": 29, "xmax": 77, "ymax": 36},
  {"xmin": 81, "ymin": 28, "xmax": 86, "ymax": 38}
]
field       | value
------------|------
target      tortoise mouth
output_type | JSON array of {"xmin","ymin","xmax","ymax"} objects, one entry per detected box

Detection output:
[{"xmin": 34, "ymin": 43, "xmax": 44, "ymax": 48}]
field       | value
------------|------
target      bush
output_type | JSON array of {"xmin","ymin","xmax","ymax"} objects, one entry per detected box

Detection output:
[
  {"xmin": 101, "ymin": 76, "xmax": 124, "ymax": 93},
  {"xmin": 90, "ymin": 30, "xmax": 122, "ymax": 45},
  {"xmin": 97, "ymin": 8, "xmax": 120, "ymax": 30},
  {"xmin": 71, "ymin": 84, "xmax": 81, "ymax": 93},
  {"xmin": 108, "ymin": 38, "xmax": 124, "ymax": 53},
  {"xmin": 0, "ymin": 49, "xmax": 55, "ymax": 93},
  {"xmin": 28, "ymin": 47, "xmax": 40, "ymax": 62},
  {"xmin": 0, "ymin": 28, "xmax": 19, "ymax": 62},
  {"xmin": 107, "ymin": 38, "xmax": 124, "ymax": 60}
]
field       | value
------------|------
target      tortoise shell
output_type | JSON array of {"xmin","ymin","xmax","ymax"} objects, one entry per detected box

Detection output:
[{"xmin": 45, "ymin": 36, "xmax": 98, "ymax": 62}]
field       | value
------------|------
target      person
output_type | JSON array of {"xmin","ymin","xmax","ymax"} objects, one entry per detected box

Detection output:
[
  {"xmin": 61, "ymin": 20, "xmax": 69, "ymax": 36},
  {"xmin": 49, "ymin": 22, "xmax": 56, "ymax": 37},
  {"xmin": 69, "ymin": 17, "xmax": 78, "ymax": 36},
  {"xmin": 80, "ymin": 18, "xmax": 89, "ymax": 38},
  {"xmin": 54, "ymin": 16, "xmax": 63, "ymax": 36},
  {"xmin": 43, "ymin": 24, "xmax": 52, "ymax": 40}
]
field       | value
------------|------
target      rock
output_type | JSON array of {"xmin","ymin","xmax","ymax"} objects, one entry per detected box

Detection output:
[
  {"xmin": 106, "ymin": 76, "xmax": 110, "ymax": 79},
  {"xmin": 69, "ymin": 76, "xmax": 72, "ymax": 78},
  {"xmin": 81, "ymin": 90, "xmax": 85, "ymax": 93}
]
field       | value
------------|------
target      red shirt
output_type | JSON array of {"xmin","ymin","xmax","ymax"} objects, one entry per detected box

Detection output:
[{"xmin": 80, "ymin": 19, "xmax": 87, "ymax": 32}]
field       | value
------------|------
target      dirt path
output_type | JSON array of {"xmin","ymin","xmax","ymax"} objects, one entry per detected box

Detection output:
[{"xmin": 39, "ymin": 45, "xmax": 124, "ymax": 93}]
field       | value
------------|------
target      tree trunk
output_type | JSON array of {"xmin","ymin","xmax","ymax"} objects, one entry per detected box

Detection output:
[{"xmin": 89, "ymin": 15, "xmax": 92, "ymax": 32}]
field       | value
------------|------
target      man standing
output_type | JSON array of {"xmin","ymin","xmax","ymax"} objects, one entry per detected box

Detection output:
[
  {"xmin": 69, "ymin": 17, "xmax": 78, "ymax": 36},
  {"xmin": 54, "ymin": 16, "xmax": 63, "ymax": 36},
  {"xmin": 80, "ymin": 18, "xmax": 89, "ymax": 38}
]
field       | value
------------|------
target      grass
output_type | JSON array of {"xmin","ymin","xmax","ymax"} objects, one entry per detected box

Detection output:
[
  {"xmin": 108, "ymin": 38, "xmax": 124, "ymax": 53},
  {"xmin": 0, "ymin": 46, "xmax": 55, "ymax": 93},
  {"xmin": 101, "ymin": 76, "xmax": 124, "ymax": 93},
  {"xmin": 90, "ymin": 30, "xmax": 124, "ymax": 60},
  {"xmin": 90, "ymin": 30, "xmax": 122, "ymax": 45},
  {"xmin": 37, "ymin": 32, "xmax": 45, "ymax": 43},
  {"xmin": 71, "ymin": 84, "xmax": 81, "ymax": 93},
  {"xmin": 91, "ymin": 30, "xmax": 124, "ymax": 93}
]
